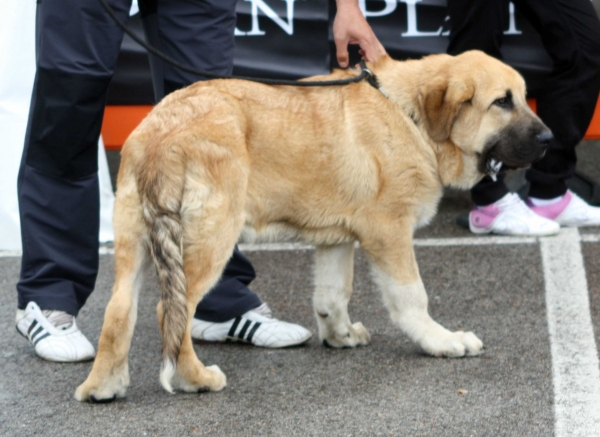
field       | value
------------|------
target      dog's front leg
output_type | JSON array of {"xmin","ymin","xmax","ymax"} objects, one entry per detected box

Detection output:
[
  {"xmin": 365, "ymin": 232, "xmax": 483, "ymax": 357},
  {"xmin": 313, "ymin": 242, "xmax": 370, "ymax": 348}
]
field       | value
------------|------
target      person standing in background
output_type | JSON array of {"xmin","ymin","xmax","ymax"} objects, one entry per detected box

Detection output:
[{"xmin": 447, "ymin": 0, "xmax": 600, "ymax": 236}]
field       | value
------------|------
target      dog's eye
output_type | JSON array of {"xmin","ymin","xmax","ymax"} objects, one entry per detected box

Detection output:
[{"xmin": 493, "ymin": 95, "xmax": 513, "ymax": 109}]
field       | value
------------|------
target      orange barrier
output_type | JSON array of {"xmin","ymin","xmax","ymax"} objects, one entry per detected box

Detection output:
[
  {"xmin": 584, "ymin": 94, "xmax": 600, "ymax": 140},
  {"xmin": 102, "ymin": 95, "xmax": 600, "ymax": 150},
  {"xmin": 102, "ymin": 105, "xmax": 153, "ymax": 151}
]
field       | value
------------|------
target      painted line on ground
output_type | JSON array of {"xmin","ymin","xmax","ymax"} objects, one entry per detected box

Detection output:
[
  {"xmin": 540, "ymin": 228, "xmax": 600, "ymax": 436},
  {"xmin": 1, "ymin": 232, "xmax": 598, "ymax": 257},
  {"xmin": 580, "ymin": 233, "xmax": 600, "ymax": 243},
  {"xmin": 412, "ymin": 235, "xmax": 536, "ymax": 247},
  {"xmin": 0, "ymin": 250, "xmax": 23, "ymax": 258},
  {"xmin": 238, "ymin": 235, "xmax": 538, "ymax": 250}
]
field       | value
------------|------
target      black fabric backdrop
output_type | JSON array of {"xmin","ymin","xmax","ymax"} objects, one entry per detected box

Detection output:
[{"xmin": 106, "ymin": 0, "xmax": 552, "ymax": 105}]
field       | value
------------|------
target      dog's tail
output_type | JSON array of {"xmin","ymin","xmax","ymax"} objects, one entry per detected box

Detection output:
[{"xmin": 139, "ymin": 150, "xmax": 188, "ymax": 394}]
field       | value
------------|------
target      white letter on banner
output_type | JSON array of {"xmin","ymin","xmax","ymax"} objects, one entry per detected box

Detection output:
[
  {"xmin": 504, "ymin": 2, "xmax": 522, "ymax": 35},
  {"xmin": 400, "ymin": 0, "xmax": 443, "ymax": 37},
  {"xmin": 235, "ymin": 0, "xmax": 295, "ymax": 36},
  {"xmin": 358, "ymin": 0, "xmax": 397, "ymax": 17}
]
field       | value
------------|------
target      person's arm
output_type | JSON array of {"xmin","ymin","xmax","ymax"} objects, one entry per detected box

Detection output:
[{"xmin": 333, "ymin": 0, "xmax": 386, "ymax": 68}]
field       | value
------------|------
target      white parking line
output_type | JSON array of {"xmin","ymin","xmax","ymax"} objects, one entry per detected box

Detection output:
[
  {"xmin": 238, "ymin": 235, "xmax": 538, "ymax": 250},
  {"xmin": 540, "ymin": 228, "xmax": 600, "ymax": 436},
  {"xmin": 0, "ymin": 250, "xmax": 23, "ymax": 258},
  {"xmin": 580, "ymin": 233, "xmax": 600, "ymax": 243},
  {"xmin": 0, "ymin": 233, "xmax": 592, "ymax": 257},
  {"xmin": 412, "ymin": 235, "xmax": 536, "ymax": 247}
]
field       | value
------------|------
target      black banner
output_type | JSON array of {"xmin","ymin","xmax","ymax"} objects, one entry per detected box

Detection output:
[{"xmin": 107, "ymin": 0, "xmax": 552, "ymax": 105}]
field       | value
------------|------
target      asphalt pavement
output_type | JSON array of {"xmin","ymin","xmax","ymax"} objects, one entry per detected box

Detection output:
[{"xmin": 1, "ymin": 190, "xmax": 600, "ymax": 437}]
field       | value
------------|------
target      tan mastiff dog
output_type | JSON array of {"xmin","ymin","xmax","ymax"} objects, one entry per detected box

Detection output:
[{"xmin": 75, "ymin": 50, "xmax": 551, "ymax": 402}]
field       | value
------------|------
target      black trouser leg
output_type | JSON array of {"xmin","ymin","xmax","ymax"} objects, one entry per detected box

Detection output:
[
  {"xmin": 446, "ymin": 0, "xmax": 506, "ymax": 59},
  {"xmin": 448, "ymin": 0, "xmax": 600, "ymax": 202},
  {"xmin": 514, "ymin": 0, "xmax": 600, "ymax": 199},
  {"xmin": 17, "ymin": 0, "xmax": 131, "ymax": 316},
  {"xmin": 469, "ymin": 174, "xmax": 510, "ymax": 207},
  {"xmin": 446, "ymin": 0, "xmax": 510, "ymax": 206},
  {"xmin": 140, "ymin": 0, "xmax": 261, "ymax": 322},
  {"xmin": 193, "ymin": 247, "xmax": 261, "ymax": 323}
]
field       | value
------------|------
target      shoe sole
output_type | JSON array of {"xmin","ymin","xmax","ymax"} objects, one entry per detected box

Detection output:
[
  {"xmin": 472, "ymin": 230, "xmax": 560, "ymax": 236},
  {"xmin": 16, "ymin": 325, "xmax": 27, "ymax": 339},
  {"xmin": 558, "ymin": 221, "xmax": 600, "ymax": 228},
  {"xmin": 192, "ymin": 336, "xmax": 312, "ymax": 348},
  {"xmin": 468, "ymin": 221, "xmax": 560, "ymax": 237}
]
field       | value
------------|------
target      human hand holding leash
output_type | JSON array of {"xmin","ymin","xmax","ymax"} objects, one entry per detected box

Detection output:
[{"xmin": 333, "ymin": 0, "xmax": 386, "ymax": 68}]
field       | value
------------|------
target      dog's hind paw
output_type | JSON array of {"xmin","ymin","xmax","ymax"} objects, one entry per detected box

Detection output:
[{"xmin": 172, "ymin": 364, "xmax": 227, "ymax": 393}]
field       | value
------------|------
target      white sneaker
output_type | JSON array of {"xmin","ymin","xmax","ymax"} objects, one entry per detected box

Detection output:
[
  {"xmin": 527, "ymin": 190, "xmax": 600, "ymax": 227},
  {"xmin": 469, "ymin": 193, "xmax": 560, "ymax": 236},
  {"xmin": 191, "ymin": 303, "xmax": 312, "ymax": 348},
  {"xmin": 16, "ymin": 302, "xmax": 96, "ymax": 362}
]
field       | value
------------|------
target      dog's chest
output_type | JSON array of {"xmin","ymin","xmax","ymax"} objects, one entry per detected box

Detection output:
[{"xmin": 415, "ymin": 194, "xmax": 442, "ymax": 229}]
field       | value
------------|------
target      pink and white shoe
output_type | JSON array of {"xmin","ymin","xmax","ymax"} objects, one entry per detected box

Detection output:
[
  {"xmin": 469, "ymin": 193, "xmax": 560, "ymax": 236},
  {"xmin": 527, "ymin": 190, "xmax": 600, "ymax": 227}
]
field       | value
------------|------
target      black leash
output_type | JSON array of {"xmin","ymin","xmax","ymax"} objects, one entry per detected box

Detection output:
[{"xmin": 100, "ymin": 0, "xmax": 377, "ymax": 88}]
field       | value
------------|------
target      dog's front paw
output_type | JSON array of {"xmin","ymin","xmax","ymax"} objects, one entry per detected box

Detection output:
[
  {"xmin": 420, "ymin": 330, "xmax": 483, "ymax": 358},
  {"xmin": 322, "ymin": 322, "xmax": 371, "ymax": 348},
  {"xmin": 74, "ymin": 370, "xmax": 129, "ymax": 403}
]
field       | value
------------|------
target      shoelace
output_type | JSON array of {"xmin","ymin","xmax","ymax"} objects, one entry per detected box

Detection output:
[{"xmin": 42, "ymin": 310, "xmax": 74, "ymax": 330}]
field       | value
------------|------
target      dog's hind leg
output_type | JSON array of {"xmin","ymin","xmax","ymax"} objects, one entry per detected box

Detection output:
[
  {"xmin": 164, "ymin": 207, "xmax": 249, "ymax": 393},
  {"xmin": 362, "ymin": 222, "xmax": 483, "ymax": 358},
  {"xmin": 159, "ymin": 151, "xmax": 249, "ymax": 393},
  {"xmin": 162, "ymin": 251, "xmax": 230, "ymax": 394},
  {"xmin": 313, "ymin": 243, "xmax": 371, "ymax": 348},
  {"xmin": 156, "ymin": 274, "xmax": 228, "ymax": 394},
  {"xmin": 153, "ymin": 237, "xmax": 234, "ymax": 394},
  {"xmin": 75, "ymin": 177, "xmax": 149, "ymax": 402}
]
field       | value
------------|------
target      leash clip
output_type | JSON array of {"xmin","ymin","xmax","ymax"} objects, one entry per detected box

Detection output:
[
  {"xmin": 359, "ymin": 60, "xmax": 373, "ymax": 77},
  {"xmin": 359, "ymin": 60, "xmax": 379, "ymax": 90}
]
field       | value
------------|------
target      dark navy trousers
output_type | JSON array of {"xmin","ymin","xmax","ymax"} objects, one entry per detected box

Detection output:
[
  {"xmin": 447, "ymin": 0, "xmax": 600, "ymax": 205},
  {"xmin": 17, "ymin": 0, "xmax": 260, "ymax": 322}
]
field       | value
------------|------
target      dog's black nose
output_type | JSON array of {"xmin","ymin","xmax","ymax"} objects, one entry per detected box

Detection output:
[{"xmin": 537, "ymin": 130, "xmax": 553, "ymax": 147}]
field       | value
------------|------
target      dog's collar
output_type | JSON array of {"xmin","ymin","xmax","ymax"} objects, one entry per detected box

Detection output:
[{"xmin": 359, "ymin": 60, "xmax": 380, "ymax": 90}]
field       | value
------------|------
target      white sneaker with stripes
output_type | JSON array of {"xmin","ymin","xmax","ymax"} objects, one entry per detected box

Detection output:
[
  {"xmin": 16, "ymin": 302, "xmax": 96, "ymax": 362},
  {"xmin": 191, "ymin": 303, "xmax": 312, "ymax": 348}
]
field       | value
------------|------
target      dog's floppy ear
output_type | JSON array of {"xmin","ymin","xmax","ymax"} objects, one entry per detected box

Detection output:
[{"xmin": 419, "ymin": 76, "xmax": 475, "ymax": 142}]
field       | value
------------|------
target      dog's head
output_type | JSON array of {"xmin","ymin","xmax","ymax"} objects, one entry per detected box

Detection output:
[{"xmin": 417, "ymin": 50, "xmax": 551, "ymax": 183}]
